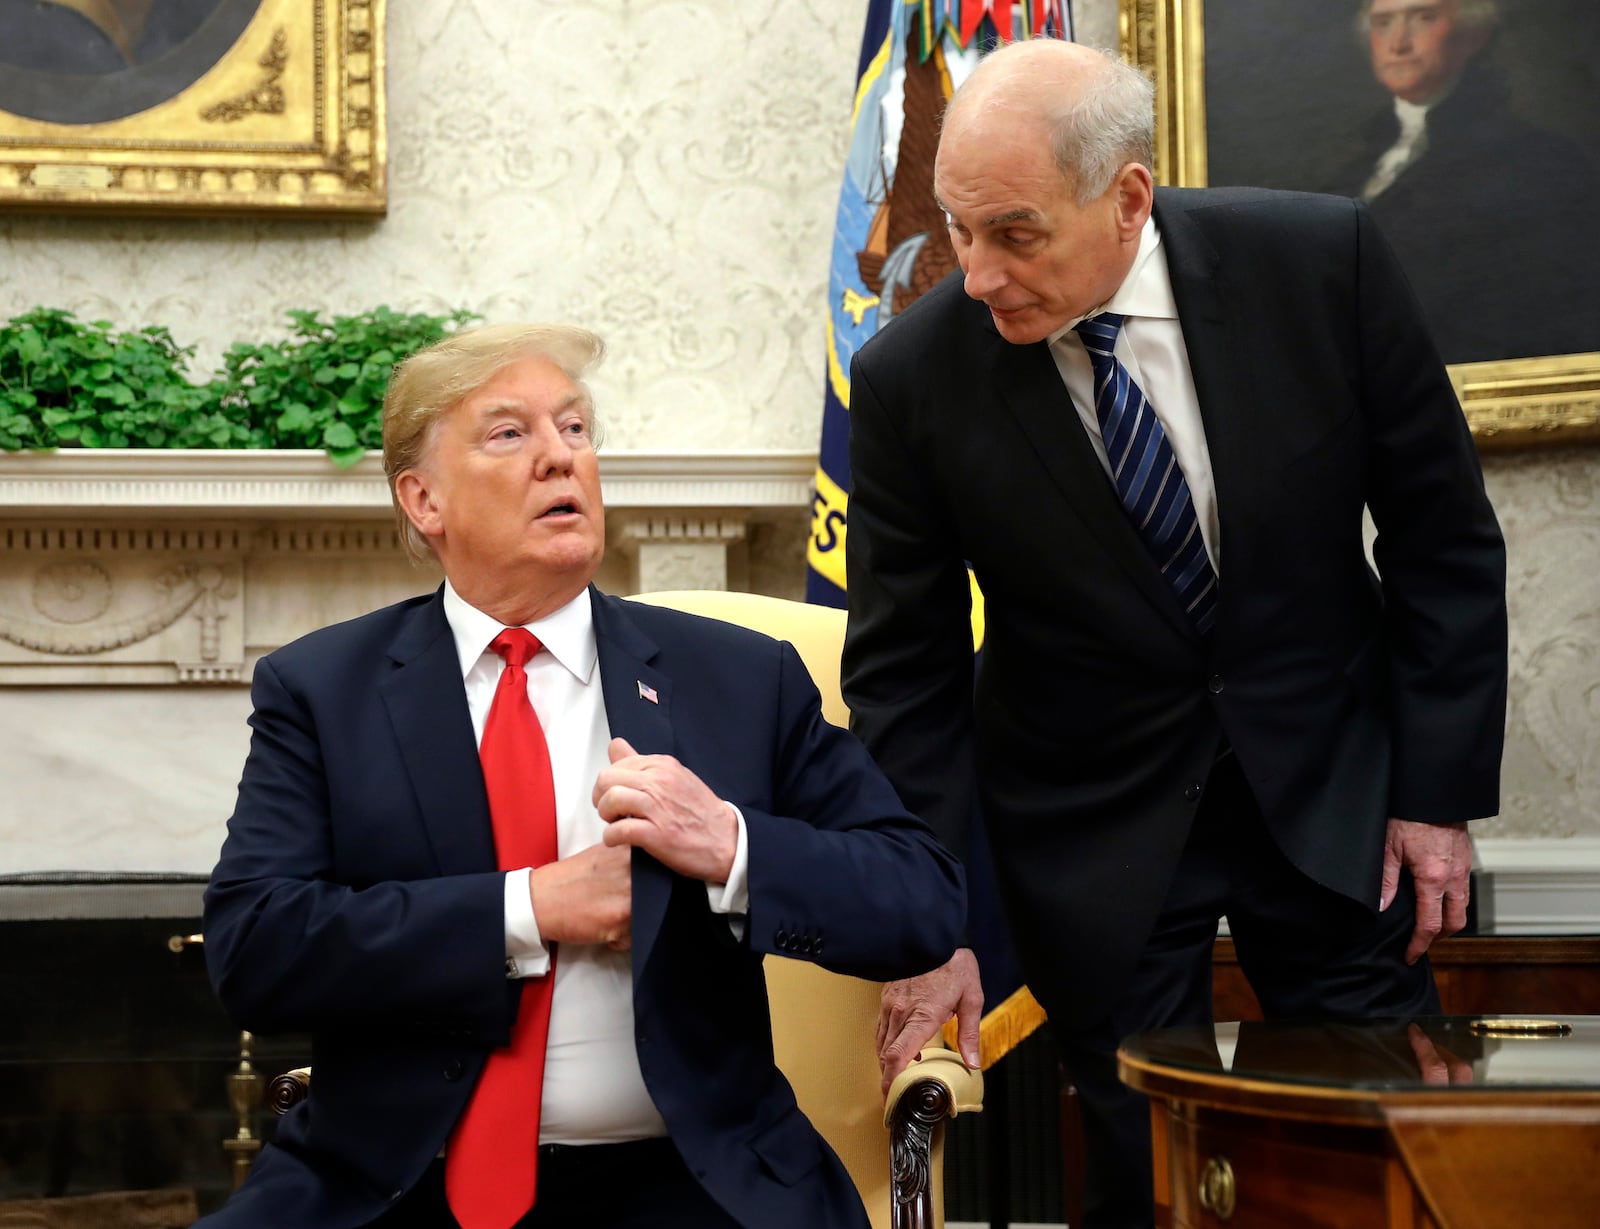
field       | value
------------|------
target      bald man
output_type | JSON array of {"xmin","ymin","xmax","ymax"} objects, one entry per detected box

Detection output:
[{"xmin": 842, "ymin": 40, "xmax": 1506, "ymax": 1228}]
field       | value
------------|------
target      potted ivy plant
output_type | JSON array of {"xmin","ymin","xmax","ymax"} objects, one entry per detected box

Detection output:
[{"xmin": 0, "ymin": 305, "xmax": 475, "ymax": 465}]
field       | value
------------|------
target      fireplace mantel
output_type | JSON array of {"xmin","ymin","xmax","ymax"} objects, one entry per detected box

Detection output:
[{"xmin": 0, "ymin": 449, "xmax": 816, "ymax": 686}]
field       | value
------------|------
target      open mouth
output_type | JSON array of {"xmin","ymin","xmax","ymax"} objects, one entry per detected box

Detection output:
[{"xmin": 538, "ymin": 500, "xmax": 579, "ymax": 519}]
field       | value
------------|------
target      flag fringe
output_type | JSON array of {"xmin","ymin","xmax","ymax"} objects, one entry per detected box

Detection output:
[{"xmin": 940, "ymin": 984, "xmax": 1048, "ymax": 1069}]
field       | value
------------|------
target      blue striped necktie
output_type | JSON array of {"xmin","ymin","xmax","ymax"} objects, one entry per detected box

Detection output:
[{"xmin": 1075, "ymin": 312, "xmax": 1218, "ymax": 634}]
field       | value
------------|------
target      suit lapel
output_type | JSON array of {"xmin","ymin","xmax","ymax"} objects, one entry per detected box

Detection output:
[
  {"xmin": 590, "ymin": 589, "xmax": 676, "ymax": 972},
  {"xmin": 980, "ymin": 307, "xmax": 1198, "ymax": 642},
  {"xmin": 1154, "ymin": 191, "xmax": 1282, "ymax": 632},
  {"xmin": 379, "ymin": 590, "xmax": 496, "ymax": 876}
]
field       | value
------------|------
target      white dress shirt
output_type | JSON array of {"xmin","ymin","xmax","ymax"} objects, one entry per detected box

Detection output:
[
  {"xmin": 442, "ymin": 581, "xmax": 750, "ymax": 1143},
  {"xmin": 1047, "ymin": 216, "xmax": 1221, "ymax": 573}
]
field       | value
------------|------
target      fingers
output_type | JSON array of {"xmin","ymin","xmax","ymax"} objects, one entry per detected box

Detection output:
[
  {"xmin": 1406, "ymin": 1023, "xmax": 1474, "ymax": 1086},
  {"xmin": 1407, "ymin": 1023, "xmax": 1448, "ymax": 1084},
  {"xmin": 956, "ymin": 982, "xmax": 984, "ymax": 1070},
  {"xmin": 595, "ymin": 783, "xmax": 656, "ymax": 826},
  {"xmin": 878, "ymin": 1011, "xmax": 944, "ymax": 1096},
  {"xmin": 1442, "ymin": 879, "xmax": 1470, "ymax": 939},
  {"xmin": 877, "ymin": 981, "xmax": 912, "ymax": 1058},
  {"xmin": 874, "ymin": 951, "xmax": 985, "ymax": 1095},
  {"xmin": 601, "ymin": 818, "xmax": 652, "ymax": 851},
  {"xmin": 1386, "ymin": 819, "xmax": 1472, "ymax": 961},
  {"xmin": 1407, "ymin": 883, "xmax": 1443, "ymax": 964},
  {"xmin": 1379, "ymin": 837, "xmax": 1402, "ymax": 912},
  {"xmin": 608, "ymin": 736, "xmax": 636, "ymax": 763}
]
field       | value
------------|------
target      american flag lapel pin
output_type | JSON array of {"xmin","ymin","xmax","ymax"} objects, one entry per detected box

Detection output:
[{"xmin": 637, "ymin": 680, "xmax": 659, "ymax": 704}]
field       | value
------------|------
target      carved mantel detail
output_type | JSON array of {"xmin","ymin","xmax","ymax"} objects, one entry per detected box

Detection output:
[{"xmin": 0, "ymin": 450, "xmax": 814, "ymax": 684}]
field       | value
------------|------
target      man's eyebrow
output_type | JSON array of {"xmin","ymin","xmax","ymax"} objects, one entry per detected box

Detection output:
[
  {"xmin": 931, "ymin": 196, "xmax": 1043, "ymax": 228},
  {"xmin": 981, "ymin": 208, "xmax": 1043, "ymax": 227},
  {"xmin": 473, "ymin": 390, "xmax": 588, "ymax": 417}
]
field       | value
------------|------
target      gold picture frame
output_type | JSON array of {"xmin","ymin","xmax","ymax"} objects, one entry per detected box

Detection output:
[
  {"xmin": 1119, "ymin": 0, "xmax": 1600, "ymax": 451},
  {"xmin": 0, "ymin": 0, "xmax": 385, "ymax": 217}
]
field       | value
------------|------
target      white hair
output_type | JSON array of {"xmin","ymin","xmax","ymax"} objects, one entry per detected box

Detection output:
[
  {"xmin": 1044, "ymin": 48, "xmax": 1156, "ymax": 205},
  {"xmin": 1357, "ymin": 0, "xmax": 1499, "ymax": 36}
]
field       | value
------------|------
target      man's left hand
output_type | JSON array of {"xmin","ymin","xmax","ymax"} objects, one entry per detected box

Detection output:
[
  {"xmin": 1380, "ymin": 817, "xmax": 1472, "ymax": 964},
  {"xmin": 594, "ymin": 737, "xmax": 739, "ymax": 883}
]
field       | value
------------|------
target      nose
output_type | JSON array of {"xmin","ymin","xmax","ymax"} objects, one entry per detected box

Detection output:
[
  {"xmin": 529, "ymin": 419, "xmax": 575, "ymax": 479},
  {"xmin": 961, "ymin": 241, "xmax": 1008, "ymax": 302}
]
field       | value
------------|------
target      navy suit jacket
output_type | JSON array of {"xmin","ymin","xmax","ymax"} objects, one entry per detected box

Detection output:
[
  {"xmin": 844, "ymin": 188, "xmax": 1507, "ymax": 1031},
  {"xmin": 200, "ymin": 586, "xmax": 965, "ymax": 1229}
]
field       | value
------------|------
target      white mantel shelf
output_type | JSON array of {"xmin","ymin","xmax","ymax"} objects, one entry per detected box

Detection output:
[{"xmin": 0, "ymin": 449, "xmax": 818, "ymax": 517}]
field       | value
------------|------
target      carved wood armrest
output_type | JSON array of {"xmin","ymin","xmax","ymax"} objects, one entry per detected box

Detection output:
[
  {"xmin": 268, "ymin": 1066, "xmax": 312, "ymax": 1115},
  {"xmin": 884, "ymin": 1047, "xmax": 984, "ymax": 1229}
]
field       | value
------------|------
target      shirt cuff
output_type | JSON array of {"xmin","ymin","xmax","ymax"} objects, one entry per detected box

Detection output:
[
  {"xmin": 504, "ymin": 868, "xmax": 550, "ymax": 978},
  {"xmin": 705, "ymin": 803, "xmax": 749, "ymax": 932}
]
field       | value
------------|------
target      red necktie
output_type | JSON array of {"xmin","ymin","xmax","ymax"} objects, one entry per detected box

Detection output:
[{"xmin": 445, "ymin": 628, "xmax": 560, "ymax": 1229}]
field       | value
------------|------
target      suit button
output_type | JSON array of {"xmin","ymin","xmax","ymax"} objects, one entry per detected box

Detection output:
[
  {"xmin": 798, "ymin": 936, "xmax": 813, "ymax": 955},
  {"xmin": 813, "ymin": 936, "xmax": 824, "ymax": 955},
  {"xmin": 1184, "ymin": 783, "xmax": 1204, "ymax": 803},
  {"xmin": 775, "ymin": 928, "xmax": 789, "ymax": 948},
  {"xmin": 442, "ymin": 1058, "xmax": 463, "ymax": 1081},
  {"xmin": 1208, "ymin": 674, "xmax": 1224, "ymax": 694}
]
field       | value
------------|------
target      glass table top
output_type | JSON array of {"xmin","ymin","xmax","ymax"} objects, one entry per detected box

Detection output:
[{"xmin": 1120, "ymin": 1015, "xmax": 1600, "ymax": 1092}]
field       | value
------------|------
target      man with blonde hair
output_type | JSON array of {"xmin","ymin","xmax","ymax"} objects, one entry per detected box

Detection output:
[
  {"xmin": 846, "ymin": 39, "xmax": 1506, "ymax": 1229},
  {"xmin": 199, "ymin": 322, "xmax": 965, "ymax": 1229}
]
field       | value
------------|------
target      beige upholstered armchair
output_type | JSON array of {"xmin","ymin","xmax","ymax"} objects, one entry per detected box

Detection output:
[{"xmin": 271, "ymin": 590, "xmax": 982, "ymax": 1229}]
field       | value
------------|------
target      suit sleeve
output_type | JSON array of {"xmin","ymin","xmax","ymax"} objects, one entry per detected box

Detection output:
[
  {"xmin": 1354, "ymin": 200, "xmax": 1508, "ymax": 821},
  {"xmin": 202, "ymin": 655, "xmax": 513, "ymax": 1038},
  {"xmin": 840, "ymin": 356, "xmax": 987, "ymax": 894},
  {"xmin": 741, "ymin": 640, "xmax": 966, "ymax": 982}
]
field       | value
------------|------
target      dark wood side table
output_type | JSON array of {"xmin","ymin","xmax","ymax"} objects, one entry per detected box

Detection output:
[
  {"xmin": 1118, "ymin": 1015, "xmax": 1600, "ymax": 1229},
  {"xmin": 1059, "ymin": 935, "xmax": 1600, "ymax": 1227}
]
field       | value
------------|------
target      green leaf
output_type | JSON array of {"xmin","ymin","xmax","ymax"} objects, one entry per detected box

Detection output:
[
  {"xmin": 322, "ymin": 421, "xmax": 358, "ymax": 450},
  {"xmin": 276, "ymin": 404, "xmax": 314, "ymax": 433}
]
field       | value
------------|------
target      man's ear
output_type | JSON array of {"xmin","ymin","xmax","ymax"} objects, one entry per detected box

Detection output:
[
  {"xmin": 1111, "ymin": 161, "xmax": 1155, "ymax": 240},
  {"xmin": 394, "ymin": 468, "xmax": 445, "ymax": 543}
]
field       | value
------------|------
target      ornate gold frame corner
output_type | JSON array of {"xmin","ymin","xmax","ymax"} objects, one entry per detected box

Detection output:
[
  {"xmin": 0, "ymin": 0, "xmax": 385, "ymax": 217},
  {"xmin": 1118, "ymin": 0, "xmax": 1600, "ymax": 451}
]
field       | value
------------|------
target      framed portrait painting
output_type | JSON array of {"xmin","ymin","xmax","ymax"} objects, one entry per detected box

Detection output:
[
  {"xmin": 1120, "ymin": 0, "xmax": 1600, "ymax": 449},
  {"xmin": 0, "ymin": 0, "xmax": 385, "ymax": 216}
]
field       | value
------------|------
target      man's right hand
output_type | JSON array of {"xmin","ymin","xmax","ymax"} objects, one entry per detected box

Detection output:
[
  {"xmin": 529, "ymin": 843, "xmax": 632, "ymax": 950},
  {"xmin": 876, "ymin": 947, "xmax": 983, "ymax": 1094}
]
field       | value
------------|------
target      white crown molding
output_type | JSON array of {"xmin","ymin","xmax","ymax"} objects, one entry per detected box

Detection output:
[
  {"xmin": 1473, "ymin": 837, "xmax": 1600, "ymax": 934},
  {"xmin": 0, "ymin": 449, "xmax": 818, "ymax": 518}
]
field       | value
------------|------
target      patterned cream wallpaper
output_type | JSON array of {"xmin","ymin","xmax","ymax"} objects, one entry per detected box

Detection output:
[
  {"xmin": 0, "ymin": 0, "xmax": 1594, "ymax": 838},
  {"xmin": 0, "ymin": 0, "xmax": 865, "ymax": 449}
]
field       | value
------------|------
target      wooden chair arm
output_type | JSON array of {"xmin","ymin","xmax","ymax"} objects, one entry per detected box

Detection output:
[
  {"xmin": 268, "ymin": 1066, "xmax": 311, "ymax": 1115},
  {"xmin": 883, "ymin": 1048, "xmax": 984, "ymax": 1229}
]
